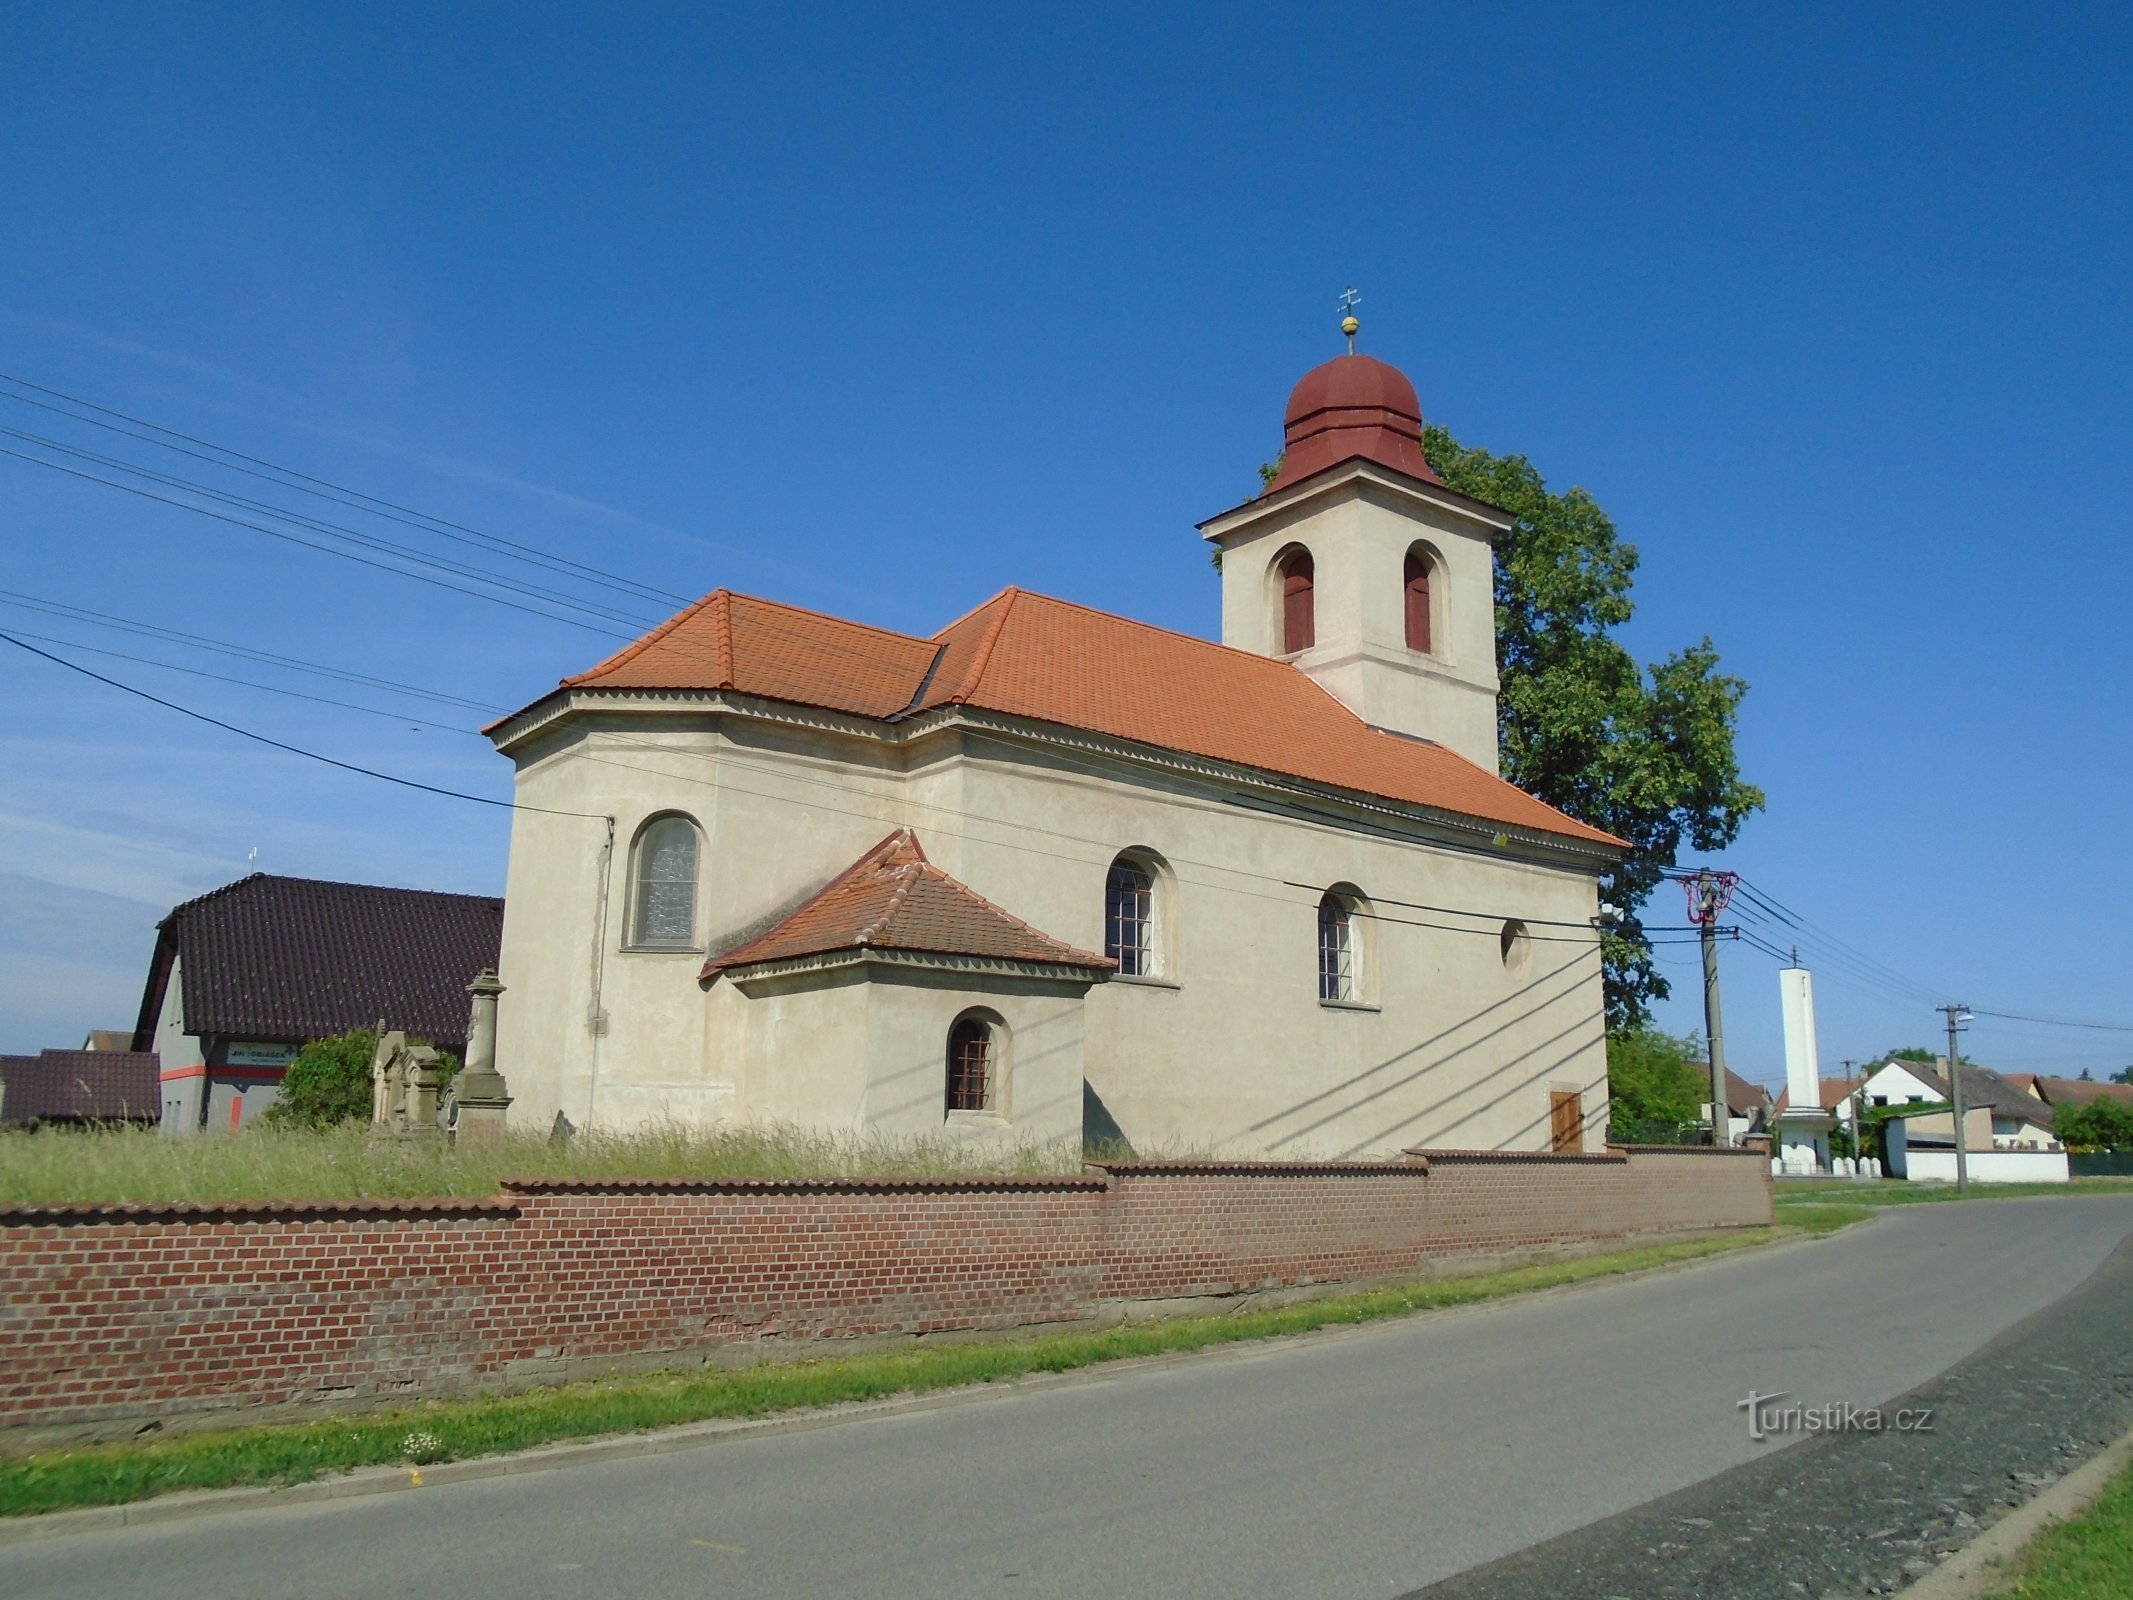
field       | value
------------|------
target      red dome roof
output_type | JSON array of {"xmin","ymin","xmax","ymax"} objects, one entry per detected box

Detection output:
[{"xmin": 1264, "ymin": 352, "xmax": 1440, "ymax": 494}]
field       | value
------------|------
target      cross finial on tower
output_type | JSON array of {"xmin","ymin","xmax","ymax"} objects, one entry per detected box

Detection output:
[{"xmin": 1338, "ymin": 285, "xmax": 1362, "ymax": 352}]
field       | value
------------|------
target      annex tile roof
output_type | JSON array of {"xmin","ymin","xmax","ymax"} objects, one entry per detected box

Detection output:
[
  {"xmin": 0, "ymin": 1049, "xmax": 159, "ymax": 1125},
  {"xmin": 515, "ymin": 585, "xmax": 1622, "ymax": 850},
  {"xmin": 133, "ymin": 874, "xmax": 504, "ymax": 1055},
  {"xmin": 703, "ymin": 829, "xmax": 1113, "ymax": 980},
  {"xmin": 561, "ymin": 590, "xmax": 939, "ymax": 719}
]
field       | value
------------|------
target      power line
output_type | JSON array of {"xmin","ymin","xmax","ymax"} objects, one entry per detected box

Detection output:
[
  {"xmin": 0, "ymin": 588, "xmax": 505, "ymax": 712},
  {"xmin": 0, "ymin": 631, "xmax": 605, "ymax": 821},
  {"xmin": 0, "ymin": 431, "xmax": 659, "ymax": 629},
  {"xmin": 1968, "ymin": 1007, "xmax": 2133, "ymax": 1035},
  {"xmin": 1, "ymin": 458, "xmax": 636, "ymax": 637},
  {"xmin": 0, "ymin": 629, "xmax": 482, "ymax": 734},
  {"xmin": 0, "ymin": 371, "xmax": 692, "ymax": 608}
]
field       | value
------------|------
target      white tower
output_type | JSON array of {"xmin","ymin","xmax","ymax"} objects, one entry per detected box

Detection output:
[
  {"xmin": 1198, "ymin": 343, "xmax": 1512, "ymax": 771},
  {"xmin": 1776, "ymin": 964, "xmax": 1835, "ymax": 1173}
]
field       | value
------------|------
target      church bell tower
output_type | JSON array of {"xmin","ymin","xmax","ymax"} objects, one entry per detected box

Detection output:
[{"xmin": 1199, "ymin": 320, "xmax": 1511, "ymax": 773}]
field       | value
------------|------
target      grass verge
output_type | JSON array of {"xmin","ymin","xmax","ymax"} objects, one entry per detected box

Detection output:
[
  {"xmin": 0, "ymin": 1213, "xmax": 1863, "ymax": 1520},
  {"xmin": 1986, "ymin": 1455, "xmax": 2133, "ymax": 1599},
  {"xmin": 1775, "ymin": 1178, "xmax": 2133, "ymax": 1210}
]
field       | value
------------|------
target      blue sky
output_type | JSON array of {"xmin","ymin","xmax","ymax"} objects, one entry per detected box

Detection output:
[{"xmin": 2, "ymin": 3, "xmax": 2128, "ymax": 1085}]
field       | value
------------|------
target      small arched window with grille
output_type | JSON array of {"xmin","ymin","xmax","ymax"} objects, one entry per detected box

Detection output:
[
  {"xmin": 1317, "ymin": 891, "xmax": 1356, "ymax": 1002},
  {"xmin": 946, "ymin": 1014, "xmax": 994, "ymax": 1113},
  {"xmin": 1403, "ymin": 548, "xmax": 1434, "ymax": 653},
  {"xmin": 1105, "ymin": 855, "xmax": 1156, "ymax": 977},
  {"xmin": 1279, "ymin": 547, "xmax": 1315, "ymax": 654},
  {"xmin": 630, "ymin": 814, "xmax": 701, "ymax": 947}
]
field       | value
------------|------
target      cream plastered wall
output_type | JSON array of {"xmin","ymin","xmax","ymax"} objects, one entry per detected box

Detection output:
[
  {"xmin": 493, "ymin": 699, "xmax": 1612, "ymax": 1158},
  {"xmin": 1205, "ymin": 466, "xmax": 1505, "ymax": 771}
]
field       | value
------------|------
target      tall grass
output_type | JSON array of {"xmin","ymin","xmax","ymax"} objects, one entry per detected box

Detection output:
[{"xmin": 0, "ymin": 1122, "xmax": 1087, "ymax": 1207}]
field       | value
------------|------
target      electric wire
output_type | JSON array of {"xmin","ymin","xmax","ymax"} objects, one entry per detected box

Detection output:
[
  {"xmin": 0, "ymin": 455, "xmax": 637, "ymax": 638},
  {"xmin": 1, "ymin": 429, "xmax": 660, "ymax": 629},
  {"xmin": 0, "ymin": 632, "xmax": 606, "ymax": 820},
  {"xmin": 0, "ymin": 588, "xmax": 505, "ymax": 712},
  {"xmin": 0, "ymin": 629, "xmax": 483, "ymax": 733},
  {"xmin": 0, "ymin": 371, "xmax": 691, "ymax": 607}
]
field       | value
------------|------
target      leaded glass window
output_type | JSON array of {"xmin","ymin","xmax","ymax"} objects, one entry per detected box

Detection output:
[
  {"xmin": 1318, "ymin": 892, "xmax": 1354, "ymax": 1002},
  {"xmin": 1105, "ymin": 858, "xmax": 1155, "ymax": 977},
  {"xmin": 631, "ymin": 815, "xmax": 699, "ymax": 946}
]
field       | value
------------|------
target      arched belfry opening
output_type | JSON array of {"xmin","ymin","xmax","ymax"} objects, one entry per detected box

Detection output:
[
  {"xmin": 1277, "ymin": 546, "xmax": 1314, "ymax": 654},
  {"xmin": 1404, "ymin": 545, "xmax": 1435, "ymax": 654}
]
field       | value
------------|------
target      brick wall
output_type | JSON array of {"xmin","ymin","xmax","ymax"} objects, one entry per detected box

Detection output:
[{"xmin": 0, "ymin": 1148, "xmax": 1769, "ymax": 1436}]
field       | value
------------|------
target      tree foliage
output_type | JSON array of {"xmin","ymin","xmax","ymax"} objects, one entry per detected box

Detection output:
[
  {"xmin": 1878, "ymin": 1047, "xmax": 1939, "ymax": 1064},
  {"xmin": 264, "ymin": 1029, "xmax": 378, "ymax": 1129},
  {"xmin": 2054, "ymin": 1098, "xmax": 2133, "ymax": 1151},
  {"xmin": 264, "ymin": 1030, "xmax": 459, "ymax": 1130},
  {"xmin": 1421, "ymin": 428, "xmax": 1764, "ymax": 1028},
  {"xmin": 1606, "ymin": 1024, "xmax": 1709, "ymax": 1126}
]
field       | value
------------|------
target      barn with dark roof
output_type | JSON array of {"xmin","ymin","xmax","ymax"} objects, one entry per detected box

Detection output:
[{"xmin": 134, "ymin": 873, "xmax": 503, "ymax": 1132}]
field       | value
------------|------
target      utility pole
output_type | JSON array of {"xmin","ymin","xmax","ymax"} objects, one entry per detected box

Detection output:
[
  {"xmin": 1942, "ymin": 1003, "xmax": 1972, "ymax": 1193},
  {"xmin": 1686, "ymin": 870, "xmax": 1740, "ymax": 1146}
]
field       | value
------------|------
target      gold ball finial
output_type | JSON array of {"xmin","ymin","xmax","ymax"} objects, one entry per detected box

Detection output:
[{"xmin": 1337, "ymin": 286, "xmax": 1363, "ymax": 353}]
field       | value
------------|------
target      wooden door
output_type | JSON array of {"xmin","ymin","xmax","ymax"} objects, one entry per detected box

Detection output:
[{"xmin": 1549, "ymin": 1090, "xmax": 1583, "ymax": 1153}]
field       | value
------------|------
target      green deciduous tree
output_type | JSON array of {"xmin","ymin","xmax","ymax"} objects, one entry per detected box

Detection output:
[
  {"xmin": 264, "ymin": 1030, "xmax": 459, "ymax": 1130},
  {"xmin": 1420, "ymin": 428, "xmax": 1764, "ymax": 1029},
  {"xmin": 2054, "ymin": 1098, "xmax": 2133, "ymax": 1151},
  {"xmin": 264, "ymin": 1029, "xmax": 378, "ymax": 1129},
  {"xmin": 1606, "ymin": 1024, "xmax": 1709, "ymax": 1126}
]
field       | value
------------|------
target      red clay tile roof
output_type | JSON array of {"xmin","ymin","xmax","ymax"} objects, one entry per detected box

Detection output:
[
  {"xmin": 520, "ymin": 586, "xmax": 1622, "ymax": 849},
  {"xmin": 703, "ymin": 829, "xmax": 1113, "ymax": 979},
  {"xmin": 562, "ymin": 590, "xmax": 939, "ymax": 719},
  {"xmin": 133, "ymin": 874, "xmax": 504, "ymax": 1054},
  {"xmin": 0, "ymin": 1049, "xmax": 159, "ymax": 1125}
]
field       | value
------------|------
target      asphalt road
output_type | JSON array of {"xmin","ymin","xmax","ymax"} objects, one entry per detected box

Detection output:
[{"xmin": 8, "ymin": 1197, "xmax": 2133, "ymax": 1600}]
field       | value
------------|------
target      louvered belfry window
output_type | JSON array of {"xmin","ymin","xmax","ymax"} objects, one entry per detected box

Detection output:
[
  {"xmin": 632, "ymin": 815, "xmax": 699, "ymax": 946},
  {"xmin": 1281, "ymin": 549, "xmax": 1315, "ymax": 653},
  {"xmin": 1404, "ymin": 549, "xmax": 1433, "ymax": 653},
  {"xmin": 1105, "ymin": 858, "xmax": 1155, "ymax": 977},
  {"xmin": 947, "ymin": 1016, "xmax": 992, "ymax": 1112},
  {"xmin": 1318, "ymin": 892, "xmax": 1354, "ymax": 1002}
]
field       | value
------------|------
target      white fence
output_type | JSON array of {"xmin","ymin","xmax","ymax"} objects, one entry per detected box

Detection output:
[{"xmin": 1887, "ymin": 1124, "xmax": 2069, "ymax": 1184}]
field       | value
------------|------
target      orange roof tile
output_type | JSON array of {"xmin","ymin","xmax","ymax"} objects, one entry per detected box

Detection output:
[
  {"xmin": 702, "ymin": 830, "xmax": 1112, "ymax": 979},
  {"xmin": 522, "ymin": 586, "xmax": 1624, "ymax": 849},
  {"xmin": 563, "ymin": 590, "xmax": 940, "ymax": 719},
  {"xmin": 918, "ymin": 590, "xmax": 1619, "ymax": 846}
]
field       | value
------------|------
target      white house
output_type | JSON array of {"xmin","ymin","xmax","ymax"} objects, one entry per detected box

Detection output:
[
  {"xmin": 488, "ymin": 341, "xmax": 1630, "ymax": 1158},
  {"xmin": 1870, "ymin": 1057, "xmax": 2068, "ymax": 1183}
]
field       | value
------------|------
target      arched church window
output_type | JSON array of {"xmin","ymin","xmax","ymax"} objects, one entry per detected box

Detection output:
[
  {"xmin": 1404, "ymin": 547, "xmax": 1435, "ymax": 653},
  {"xmin": 630, "ymin": 814, "xmax": 701, "ymax": 947},
  {"xmin": 946, "ymin": 1013, "xmax": 996, "ymax": 1113},
  {"xmin": 1105, "ymin": 852, "xmax": 1161, "ymax": 978},
  {"xmin": 1318, "ymin": 890, "xmax": 1356, "ymax": 1002},
  {"xmin": 1279, "ymin": 547, "xmax": 1315, "ymax": 653}
]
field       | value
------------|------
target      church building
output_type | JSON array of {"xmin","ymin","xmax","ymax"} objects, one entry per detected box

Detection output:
[{"xmin": 488, "ymin": 341, "xmax": 1628, "ymax": 1158}]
